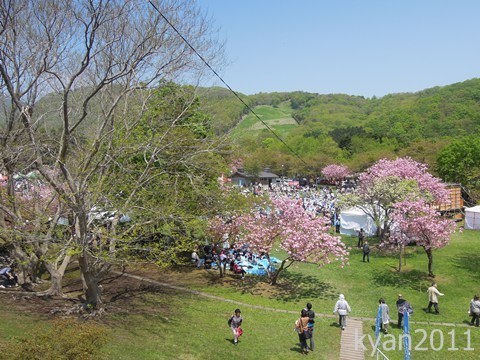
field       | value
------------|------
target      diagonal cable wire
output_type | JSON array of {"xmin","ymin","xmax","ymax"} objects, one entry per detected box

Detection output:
[{"xmin": 148, "ymin": 0, "xmax": 308, "ymax": 166}]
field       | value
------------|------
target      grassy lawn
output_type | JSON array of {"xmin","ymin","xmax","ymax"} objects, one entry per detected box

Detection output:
[
  {"xmin": 0, "ymin": 229, "xmax": 479, "ymax": 359},
  {"xmin": 232, "ymin": 105, "xmax": 297, "ymax": 137}
]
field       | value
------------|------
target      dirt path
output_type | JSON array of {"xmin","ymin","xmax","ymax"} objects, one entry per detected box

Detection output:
[{"xmin": 115, "ymin": 271, "xmax": 471, "ymax": 328}]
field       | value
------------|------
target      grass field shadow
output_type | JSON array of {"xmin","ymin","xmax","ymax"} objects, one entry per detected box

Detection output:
[
  {"xmin": 272, "ymin": 271, "xmax": 337, "ymax": 302},
  {"xmin": 371, "ymin": 268, "xmax": 430, "ymax": 290},
  {"xmin": 452, "ymin": 254, "xmax": 480, "ymax": 280}
]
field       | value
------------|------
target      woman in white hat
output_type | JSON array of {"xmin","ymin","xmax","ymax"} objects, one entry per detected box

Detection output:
[{"xmin": 333, "ymin": 294, "xmax": 351, "ymax": 330}]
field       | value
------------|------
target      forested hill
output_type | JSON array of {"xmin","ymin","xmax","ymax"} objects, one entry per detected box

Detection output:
[{"xmin": 199, "ymin": 78, "xmax": 480, "ymax": 140}]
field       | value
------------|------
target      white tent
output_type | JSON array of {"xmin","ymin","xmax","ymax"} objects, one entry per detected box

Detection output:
[
  {"xmin": 465, "ymin": 206, "xmax": 480, "ymax": 230},
  {"xmin": 339, "ymin": 207, "xmax": 377, "ymax": 237}
]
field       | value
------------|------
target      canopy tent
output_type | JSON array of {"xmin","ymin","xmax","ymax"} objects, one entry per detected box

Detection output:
[
  {"xmin": 339, "ymin": 207, "xmax": 377, "ymax": 237},
  {"xmin": 465, "ymin": 206, "xmax": 480, "ymax": 230}
]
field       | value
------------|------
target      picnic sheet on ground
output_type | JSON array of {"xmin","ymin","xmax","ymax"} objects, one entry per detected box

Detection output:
[{"xmin": 212, "ymin": 256, "xmax": 280, "ymax": 275}]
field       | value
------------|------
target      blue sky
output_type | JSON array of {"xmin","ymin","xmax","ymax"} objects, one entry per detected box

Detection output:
[{"xmin": 197, "ymin": 0, "xmax": 480, "ymax": 97}]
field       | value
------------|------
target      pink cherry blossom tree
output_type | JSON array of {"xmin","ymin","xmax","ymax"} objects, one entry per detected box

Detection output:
[
  {"xmin": 321, "ymin": 164, "xmax": 351, "ymax": 184},
  {"xmin": 358, "ymin": 157, "xmax": 448, "ymax": 204},
  {"xmin": 236, "ymin": 197, "xmax": 348, "ymax": 285},
  {"xmin": 342, "ymin": 157, "xmax": 449, "ymax": 239},
  {"xmin": 388, "ymin": 200, "xmax": 456, "ymax": 276}
]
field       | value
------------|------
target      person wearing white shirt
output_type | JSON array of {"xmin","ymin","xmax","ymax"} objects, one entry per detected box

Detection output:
[{"xmin": 425, "ymin": 282, "xmax": 444, "ymax": 314}]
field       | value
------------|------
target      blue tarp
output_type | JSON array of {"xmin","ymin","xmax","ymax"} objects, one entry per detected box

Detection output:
[
  {"xmin": 242, "ymin": 256, "xmax": 280, "ymax": 276},
  {"xmin": 211, "ymin": 256, "xmax": 280, "ymax": 276}
]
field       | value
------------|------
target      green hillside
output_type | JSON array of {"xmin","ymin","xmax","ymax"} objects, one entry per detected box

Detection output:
[{"xmin": 231, "ymin": 103, "xmax": 298, "ymax": 138}]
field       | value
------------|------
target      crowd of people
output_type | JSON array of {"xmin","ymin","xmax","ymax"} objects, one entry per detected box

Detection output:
[{"xmin": 192, "ymin": 244, "xmax": 278, "ymax": 278}]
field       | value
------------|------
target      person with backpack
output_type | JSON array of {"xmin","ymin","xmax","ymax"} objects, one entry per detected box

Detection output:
[
  {"xmin": 333, "ymin": 294, "xmax": 351, "ymax": 330},
  {"xmin": 295, "ymin": 309, "xmax": 310, "ymax": 355},
  {"xmin": 227, "ymin": 308, "xmax": 243, "ymax": 345},
  {"xmin": 396, "ymin": 294, "xmax": 413, "ymax": 328},
  {"xmin": 304, "ymin": 303, "xmax": 315, "ymax": 351}
]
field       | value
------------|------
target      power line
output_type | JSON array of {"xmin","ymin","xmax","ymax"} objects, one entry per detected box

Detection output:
[{"xmin": 147, "ymin": 0, "xmax": 308, "ymax": 166}]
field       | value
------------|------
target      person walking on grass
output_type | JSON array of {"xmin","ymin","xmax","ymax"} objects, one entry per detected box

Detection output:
[
  {"xmin": 333, "ymin": 294, "xmax": 351, "ymax": 330},
  {"xmin": 378, "ymin": 298, "xmax": 390, "ymax": 334},
  {"xmin": 228, "ymin": 308, "xmax": 243, "ymax": 345},
  {"xmin": 303, "ymin": 303, "xmax": 315, "ymax": 351},
  {"xmin": 425, "ymin": 282, "xmax": 444, "ymax": 314},
  {"xmin": 469, "ymin": 295, "xmax": 480, "ymax": 327},
  {"xmin": 396, "ymin": 294, "xmax": 413, "ymax": 328},
  {"xmin": 295, "ymin": 309, "xmax": 310, "ymax": 355}
]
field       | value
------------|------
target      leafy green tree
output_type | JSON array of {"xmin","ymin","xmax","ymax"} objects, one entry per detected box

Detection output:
[{"xmin": 437, "ymin": 135, "xmax": 480, "ymax": 199}]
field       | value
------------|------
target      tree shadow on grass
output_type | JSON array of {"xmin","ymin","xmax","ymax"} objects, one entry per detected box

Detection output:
[
  {"xmin": 371, "ymin": 268, "xmax": 430, "ymax": 291},
  {"xmin": 274, "ymin": 271, "xmax": 337, "ymax": 302},
  {"xmin": 225, "ymin": 270, "xmax": 337, "ymax": 302},
  {"xmin": 451, "ymin": 254, "xmax": 480, "ymax": 280}
]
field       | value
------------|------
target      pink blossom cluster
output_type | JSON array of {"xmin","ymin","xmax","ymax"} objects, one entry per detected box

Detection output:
[
  {"xmin": 235, "ymin": 197, "xmax": 349, "ymax": 267},
  {"xmin": 389, "ymin": 200, "xmax": 456, "ymax": 249},
  {"xmin": 206, "ymin": 215, "xmax": 241, "ymax": 245},
  {"xmin": 358, "ymin": 157, "xmax": 448, "ymax": 204},
  {"xmin": 321, "ymin": 164, "xmax": 350, "ymax": 181}
]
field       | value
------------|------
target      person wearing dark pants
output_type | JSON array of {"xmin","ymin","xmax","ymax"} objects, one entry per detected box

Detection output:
[
  {"xmin": 426, "ymin": 282, "xmax": 444, "ymax": 314},
  {"xmin": 333, "ymin": 294, "xmax": 351, "ymax": 330},
  {"xmin": 362, "ymin": 241, "xmax": 370, "ymax": 262},
  {"xmin": 295, "ymin": 309, "xmax": 310, "ymax": 355},
  {"xmin": 304, "ymin": 303, "xmax": 315, "ymax": 351},
  {"xmin": 0, "ymin": 265, "xmax": 18, "ymax": 288},
  {"xmin": 357, "ymin": 228, "xmax": 365, "ymax": 248},
  {"xmin": 396, "ymin": 294, "xmax": 412, "ymax": 328}
]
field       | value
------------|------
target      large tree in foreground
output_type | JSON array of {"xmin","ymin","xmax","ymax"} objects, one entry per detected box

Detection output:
[
  {"xmin": 388, "ymin": 200, "xmax": 456, "ymax": 276},
  {"xmin": 0, "ymin": 0, "xmax": 224, "ymax": 306},
  {"xmin": 236, "ymin": 197, "xmax": 348, "ymax": 285}
]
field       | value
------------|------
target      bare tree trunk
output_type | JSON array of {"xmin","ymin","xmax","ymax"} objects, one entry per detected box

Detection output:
[
  {"xmin": 79, "ymin": 255, "xmax": 102, "ymax": 308},
  {"xmin": 425, "ymin": 247, "xmax": 434, "ymax": 277},
  {"xmin": 39, "ymin": 254, "xmax": 72, "ymax": 296},
  {"xmin": 11, "ymin": 243, "xmax": 41, "ymax": 283},
  {"xmin": 269, "ymin": 257, "xmax": 295, "ymax": 285},
  {"xmin": 217, "ymin": 258, "xmax": 227, "ymax": 278},
  {"xmin": 398, "ymin": 245, "xmax": 403, "ymax": 272}
]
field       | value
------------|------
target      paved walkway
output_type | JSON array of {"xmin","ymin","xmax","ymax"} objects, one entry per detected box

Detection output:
[{"xmin": 340, "ymin": 319, "xmax": 365, "ymax": 360}]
